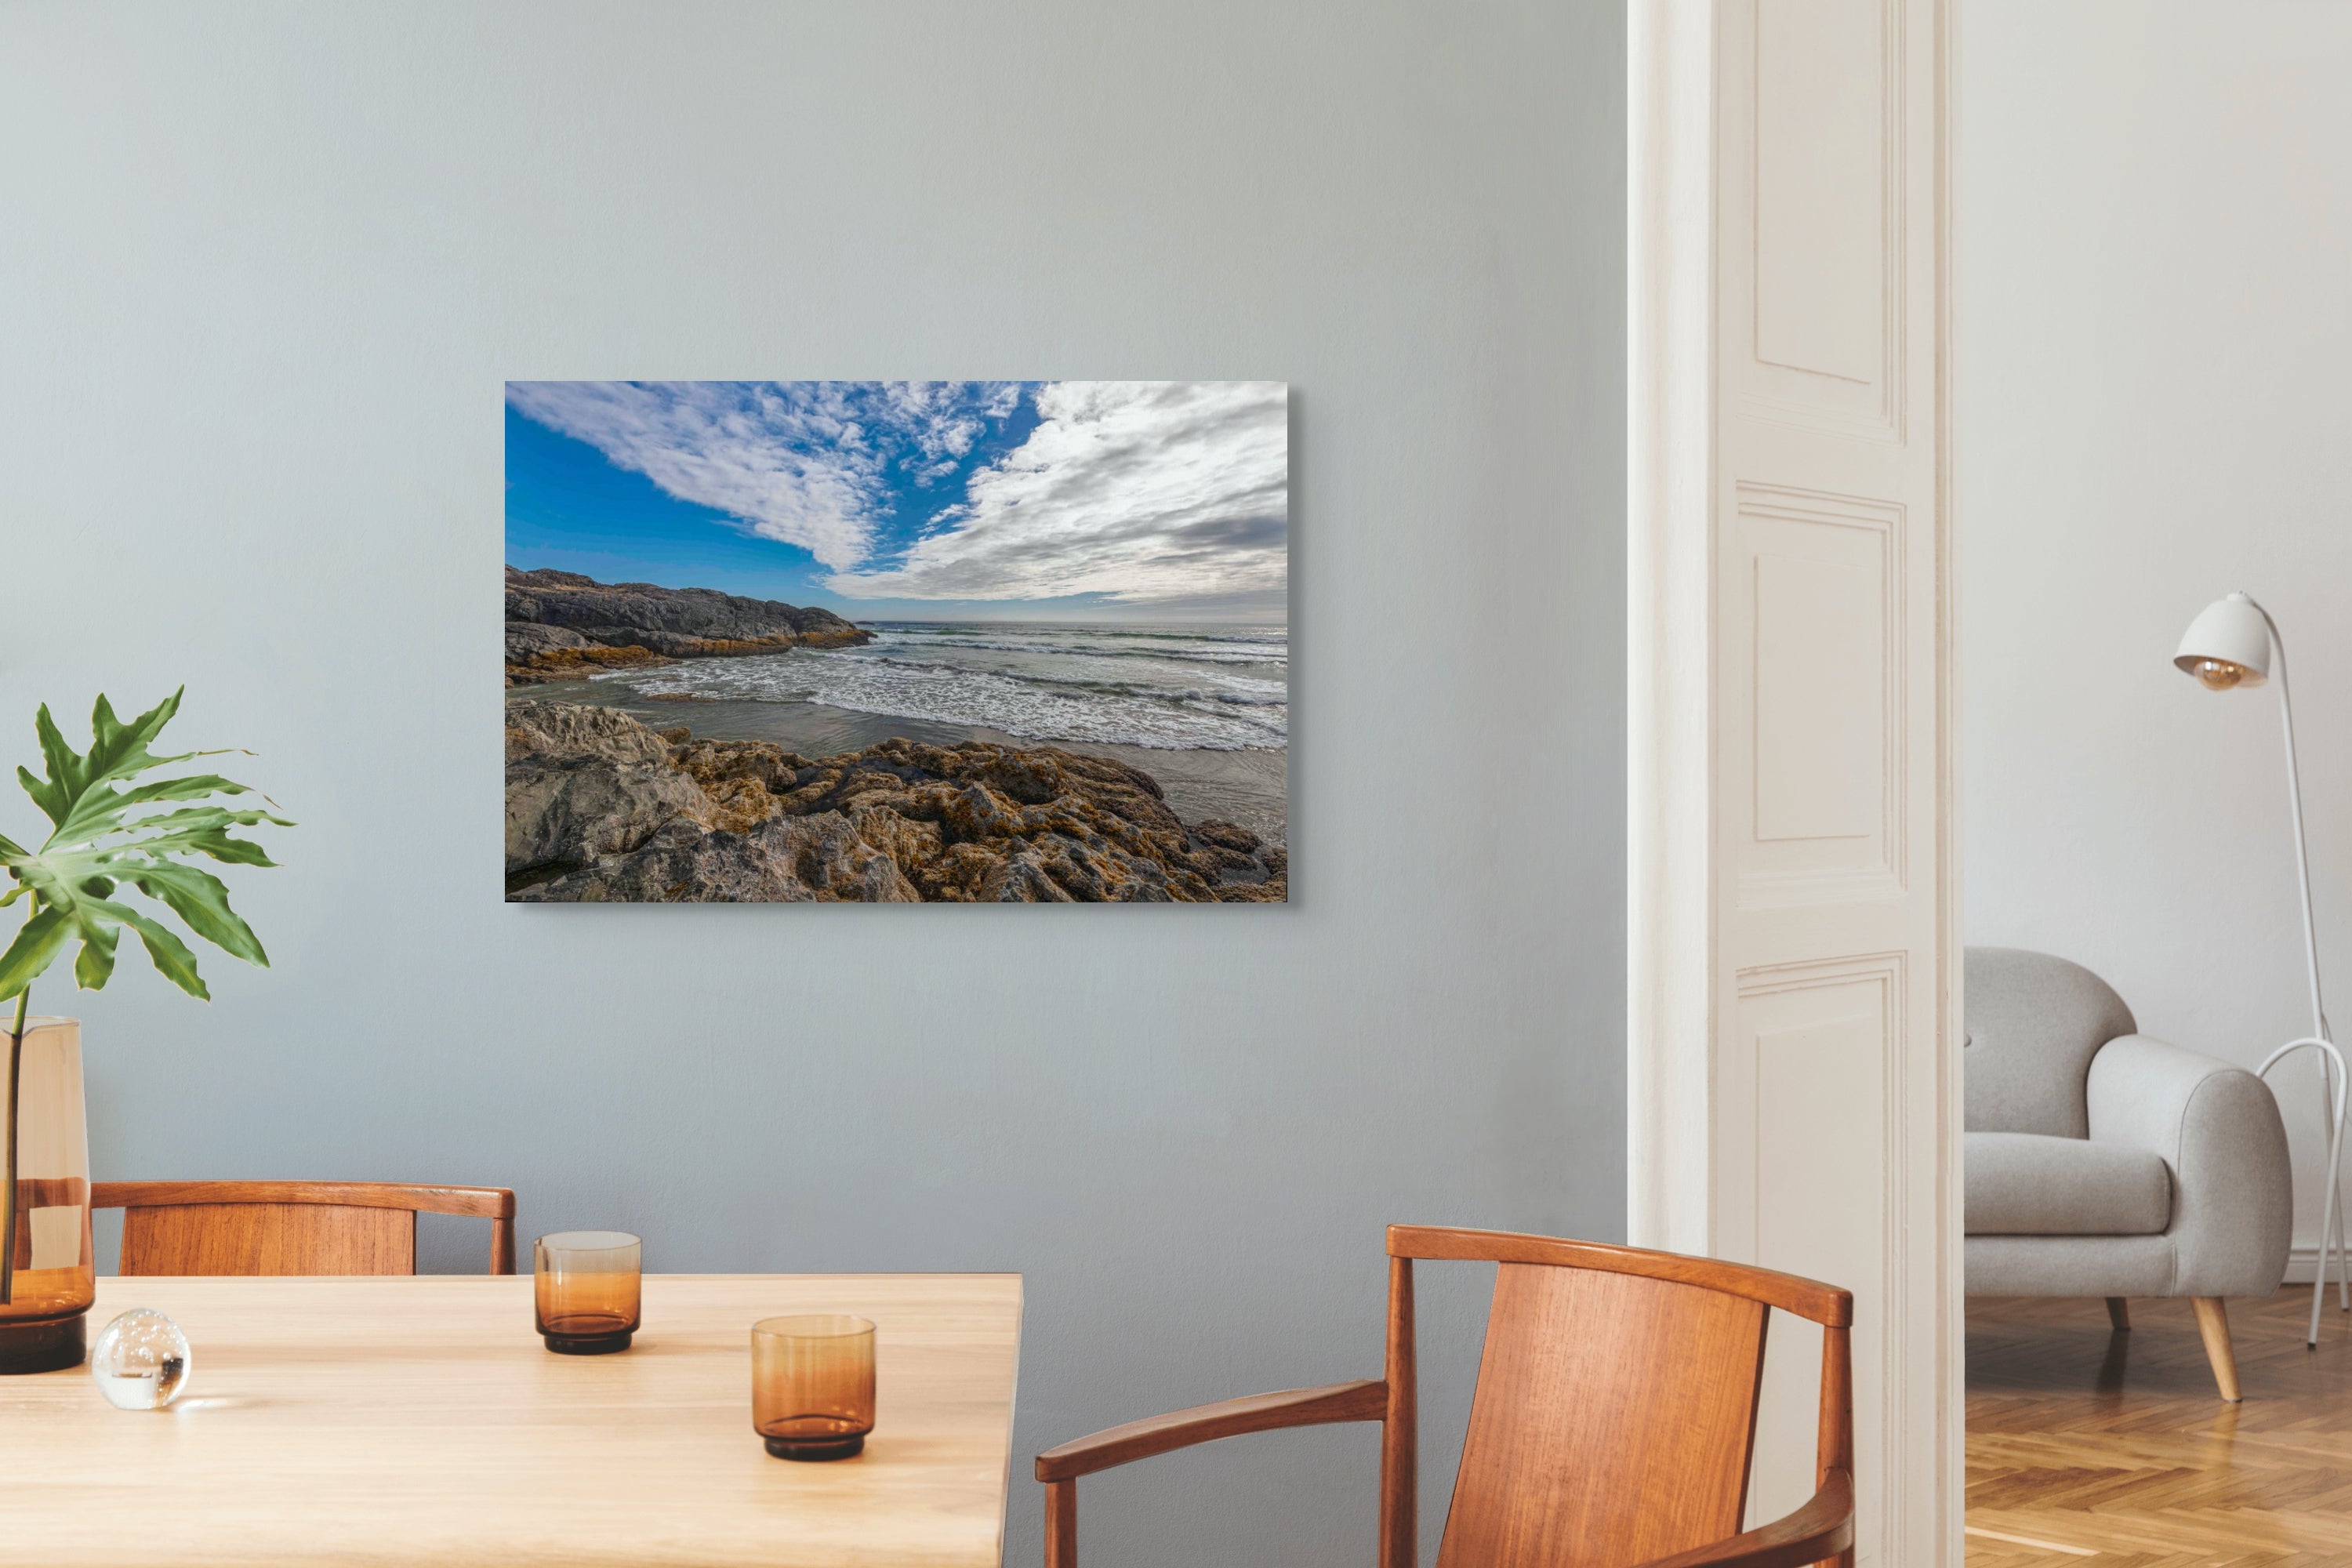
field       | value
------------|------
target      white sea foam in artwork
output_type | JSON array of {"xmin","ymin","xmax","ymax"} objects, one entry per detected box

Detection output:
[{"xmin": 624, "ymin": 623, "xmax": 1288, "ymax": 751}]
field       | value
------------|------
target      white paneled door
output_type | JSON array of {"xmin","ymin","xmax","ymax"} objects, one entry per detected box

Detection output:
[{"xmin": 1630, "ymin": 2, "xmax": 1958, "ymax": 1565}]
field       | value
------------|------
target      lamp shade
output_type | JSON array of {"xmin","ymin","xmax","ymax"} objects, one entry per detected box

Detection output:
[{"xmin": 2174, "ymin": 592, "xmax": 2271, "ymax": 689}]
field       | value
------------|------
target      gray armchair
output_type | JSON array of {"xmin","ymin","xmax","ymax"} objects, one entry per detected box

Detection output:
[{"xmin": 1965, "ymin": 946, "xmax": 2292, "ymax": 1400}]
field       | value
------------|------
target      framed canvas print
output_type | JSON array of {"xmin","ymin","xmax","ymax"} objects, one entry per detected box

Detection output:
[{"xmin": 503, "ymin": 381, "xmax": 1288, "ymax": 903}]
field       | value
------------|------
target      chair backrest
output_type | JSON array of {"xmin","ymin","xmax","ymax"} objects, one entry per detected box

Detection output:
[
  {"xmin": 1963, "ymin": 946, "xmax": 2136, "ymax": 1137},
  {"xmin": 91, "ymin": 1181, "xmax": 516, "ymax": 1276},
  {"xmin": 1385, "ymin": 1227, "xmax": 1852, "ymax": 1568}
]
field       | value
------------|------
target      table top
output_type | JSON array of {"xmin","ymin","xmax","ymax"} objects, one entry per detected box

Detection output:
[{"xmin": 0, "ymin": 1273, "xmax": 1024, "ymax": 1567}]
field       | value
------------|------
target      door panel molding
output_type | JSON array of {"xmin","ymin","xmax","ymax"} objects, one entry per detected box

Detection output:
[
  {"xmin": 1737, "ymin": 0, "xmax": 1910, "ymax": 441},
  {"xmin": 1733, "ymin": 951, "xmax": 1911, "ymax": 1559},
  {"xmin": 1733, "ymin": 482, "xmax": 1907, "ymax": 904}
]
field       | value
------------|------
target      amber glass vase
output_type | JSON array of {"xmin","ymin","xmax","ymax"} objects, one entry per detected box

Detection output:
[{"xmin": 0, "ymin": 1017, "xmax": 95, "ymax": 1374}]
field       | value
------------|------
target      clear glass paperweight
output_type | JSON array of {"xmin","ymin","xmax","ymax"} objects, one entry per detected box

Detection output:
[{"xmin": 89, "ymin": 1308, "xmax": 191, "ymax": 1410}]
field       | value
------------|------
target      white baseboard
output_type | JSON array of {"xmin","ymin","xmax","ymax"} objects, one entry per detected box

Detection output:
[{"xmin": 2285, "ymin": 1243, "xmax": 2342, "ymax": 1285}]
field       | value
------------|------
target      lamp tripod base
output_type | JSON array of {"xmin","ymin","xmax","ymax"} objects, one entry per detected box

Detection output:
[{"xmin": 2258, "ymin": 1036, "xmax": 2350, "ymax": 1348}]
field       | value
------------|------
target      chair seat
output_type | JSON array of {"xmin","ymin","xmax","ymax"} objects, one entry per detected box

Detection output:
[{"xmin": 1965, "ymin": 1131, "xmax": 2171, "ymax": 1236}]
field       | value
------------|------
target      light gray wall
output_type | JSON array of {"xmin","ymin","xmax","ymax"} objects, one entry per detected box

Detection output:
[
  {"xmin": 0, "ymin": 4, "xmax": 1624, "ymax": 1563},
  {"xmin": 1960, "ymin": 0, "xmax": 2352, "ymax": 1272}
]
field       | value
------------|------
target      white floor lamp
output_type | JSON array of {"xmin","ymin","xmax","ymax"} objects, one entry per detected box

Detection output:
[{"xmin": 2176, "ymin": 591, "xmax": 2349, "ymax": 1348}]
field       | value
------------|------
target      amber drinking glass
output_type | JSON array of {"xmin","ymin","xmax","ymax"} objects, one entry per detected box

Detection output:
[
  {"xmin": 533, "ymin": 1232, "xmax": 641, "ymax": 1354},
  {"xmin": 752, "ymin": 1316, "xmax": 875, "ymax": 1460}
]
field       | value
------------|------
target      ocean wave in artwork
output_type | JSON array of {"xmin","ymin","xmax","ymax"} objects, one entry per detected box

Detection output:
[{"xmin": 622, "ymin": 624, "xmax": 1288, "ymax": 751}]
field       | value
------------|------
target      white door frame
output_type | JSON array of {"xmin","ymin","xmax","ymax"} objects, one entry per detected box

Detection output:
[{"xmin": 1628, "ymin": 2, "xmax": 1963, "ymax": 1563}]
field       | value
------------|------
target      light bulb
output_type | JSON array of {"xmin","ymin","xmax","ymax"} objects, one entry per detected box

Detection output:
[{"xmin": 2192, "ymin": 659, "xmax": 2249, "ymax": 691}]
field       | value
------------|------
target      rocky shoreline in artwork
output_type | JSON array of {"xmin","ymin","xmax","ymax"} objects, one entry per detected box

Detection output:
[
  {"xmin": 505, "ymin": 568, "xmax": 871, "ymax": 686},
  {"xmin": 506, "ymin": 702, "xmax": 1287, "ymax": 903}
]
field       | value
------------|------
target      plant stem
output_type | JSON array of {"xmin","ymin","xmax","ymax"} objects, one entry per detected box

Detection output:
[{"xmin": 1, "ymin": 986, "xmax": 24, "ymax": 1308}]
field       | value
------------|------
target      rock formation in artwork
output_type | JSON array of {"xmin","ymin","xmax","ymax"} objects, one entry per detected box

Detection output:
[
  {"xmin": 503, "ymin": 568, "xmax": 871, "ymax": 685},
  {"xmin": 505, "ymin": 702, "xmax": 1287, "ymax": 904}
]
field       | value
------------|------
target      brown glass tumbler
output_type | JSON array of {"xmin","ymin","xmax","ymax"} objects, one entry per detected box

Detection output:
[
  {"xmin": 534, "ymin": 1232, "xmax": 641, "ymax": 1355},
  {"xmin": 752, "ymin": 1315, "xmax": 875, "ymax": 1460}
]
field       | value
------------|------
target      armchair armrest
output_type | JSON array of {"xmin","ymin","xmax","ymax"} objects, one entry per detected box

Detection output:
[
  {"xmin": 1035, "ymin": 1378, "xmax": 1386, "ymax": 1482},
  {"xmin": 1631, "ymin": 1469, "xmax": 1853, "ymax": 1568},
  {"xmin": 2087, "ymin": 1034, "xmax": 2292, "ymax": 1297}
]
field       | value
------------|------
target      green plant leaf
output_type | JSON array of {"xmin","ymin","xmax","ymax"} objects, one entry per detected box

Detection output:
[
  {"xmin": 54, "ymin": 771, "xmax": 259, "ymax": 845},
  {"xmin": 120, "ymin": 862, "xmax": 268, "ymax": 966},
  {"xmin": 0, "ymin": 691, "xmax": 285, "ymax": 996},
  {"xmin": 108, "ymin": 806, "xmax": 289, "ymax": 867},
  {"xmin": 23, "ymin": 707, "xmax": 78, "ymax": 826},
  {"xmin": 82, "ymin": 691, "xmax": 194, "ymax": 791},
  {"xmin": 0, "ymin": 906, "xmax": 71, "ymax": 1001},
  {"xmin": 70, "ymin": 909, "xmax": 118, "ymax": 989},
  {"xmin": 22, "ymin": 691, "xmax": 192, "ymax": 827},
  {"xmin": 108, "ymin": 905, "xmax": 209, "ymax": 1001}
]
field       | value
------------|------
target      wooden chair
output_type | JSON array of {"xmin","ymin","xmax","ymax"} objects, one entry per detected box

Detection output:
[
  {"xmin": 1036, "ymin": 1226, "xmax": 1854, "ymax": 1568},
  {"xmin": 91, "ymin": 1181, "xmax": 517, "ymax": 1276}
]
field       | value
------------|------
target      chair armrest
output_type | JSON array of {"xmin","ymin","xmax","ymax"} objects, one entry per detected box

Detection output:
[
  {"xmin": 1034, "ymin": 1379, "xmax": 1386, "ymax": 1482},
  {"xmin": 2087, "ymin": 1034, "xmax": 2292, "ymax": 1297},
  {"xmin": 1629, "ymin": 1469, "xmax": 1853, "ymax": 1568}
]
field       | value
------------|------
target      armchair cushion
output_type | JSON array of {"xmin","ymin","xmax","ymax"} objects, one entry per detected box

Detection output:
[{"xmin": 1964, "ymin": 1131, "xmax": 2170, "ymax": 1236}]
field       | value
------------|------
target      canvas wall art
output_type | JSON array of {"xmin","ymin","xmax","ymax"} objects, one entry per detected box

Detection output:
[{"xmin": 504, "ymin": 380, "xmax": 1289, "ymax": 903}]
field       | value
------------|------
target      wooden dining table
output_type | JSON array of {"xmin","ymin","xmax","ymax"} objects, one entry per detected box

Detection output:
[{"xmin": 0, "ymin": 1272, "xmax": 1024, "ymax": 1566}]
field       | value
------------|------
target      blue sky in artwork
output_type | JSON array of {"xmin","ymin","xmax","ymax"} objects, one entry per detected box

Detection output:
[{"xmin": 503, "ymin": 381, "xmax": 1288, "ymax": 624}]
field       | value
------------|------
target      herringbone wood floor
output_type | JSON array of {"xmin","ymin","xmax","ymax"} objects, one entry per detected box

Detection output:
[{"xmin": 1969, "ymin": 1292, "xmax": 2352, "ymax": 1568}]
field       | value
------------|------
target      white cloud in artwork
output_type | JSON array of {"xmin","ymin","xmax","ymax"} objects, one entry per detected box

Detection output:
[
  {"xmin": 826, "ymin": 381, "xmax": 1288, "ymax": 604},
  {"xmin": 505, "ymin": 381, "xmax": 1015, "ymax": 572}
]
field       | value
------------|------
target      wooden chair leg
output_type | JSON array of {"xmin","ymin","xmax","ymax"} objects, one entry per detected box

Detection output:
[
  {"xmin": 1045, "ymin": 1478, "xmax": 1076, "ymax": 1568},
  {"xmin": 2104, "ymin": 1296, "xmax": 2129, "ymax": 1331},
  {"xmin": 2190, "ymin": 1297, "xmax": 2241, "ymax": 1402}
]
